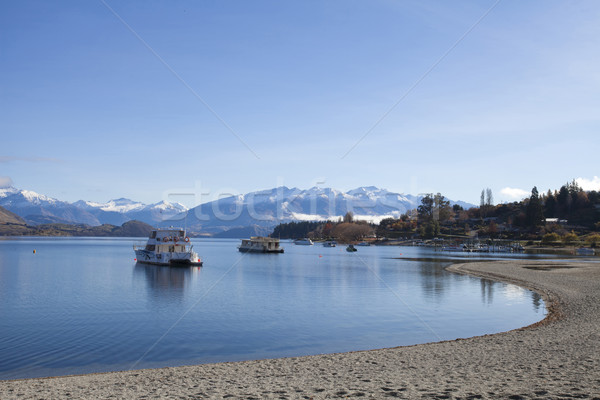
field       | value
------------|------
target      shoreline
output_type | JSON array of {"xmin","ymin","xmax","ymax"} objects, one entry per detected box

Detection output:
[{"xmin": 2, "ymin": 260, "xmax": 599, "ymax": 399}]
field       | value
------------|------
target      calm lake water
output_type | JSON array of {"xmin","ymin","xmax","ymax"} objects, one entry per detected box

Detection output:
[{"xmin": 0, "ymin": 237, "xmax": 556, "ymax": 380}]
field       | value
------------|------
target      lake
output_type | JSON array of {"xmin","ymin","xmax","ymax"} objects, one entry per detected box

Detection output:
[{"xmin": 0, "ymin": 237, "xmax": 553, "ymax": 380}]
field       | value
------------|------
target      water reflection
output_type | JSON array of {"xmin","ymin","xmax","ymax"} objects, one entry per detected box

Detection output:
[
  {"xmin": 417, "ymin": 262, "xmax": 451, "ymax": 303},
  {"xmin": 134, "ymin": 264, "xmax": 199, "ymax": 299},
  {"xmin": 480, "ymin": 278, "xmax": 494, "ymax": 304},
  {"xmin": 532, "ymin": 292, "xmax": 542, "ymax": 311}
]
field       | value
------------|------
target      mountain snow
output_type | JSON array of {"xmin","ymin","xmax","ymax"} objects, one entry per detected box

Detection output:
[{"xmin": 1, "ymin": 185, "xmax": 474, "ymax": 233}]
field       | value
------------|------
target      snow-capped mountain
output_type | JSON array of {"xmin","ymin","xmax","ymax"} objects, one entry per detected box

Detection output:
[
  {"xmin": 163, "ymin": 186, "xmax": 473, "ymax": 233},
  {"xmin": 74, "ymin": 198, "xmax": 146, "ymax": 213},
  {"xmin": 0, "ymin": 187, "xmax": 188, "ymax": 226},
  {"xmin": 72, "ymin": 198, "xmax": 188, "ymax": 225},
  {"xmin": 1, "ymin": 185, "xmax": 474, "ymax": 233},
  {"xmin": 0, "ymin": 187, "xmax": 100, "ymax": 225}
]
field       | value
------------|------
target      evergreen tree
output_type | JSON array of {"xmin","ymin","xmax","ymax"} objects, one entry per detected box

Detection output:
[
  {"xmin": 525, "ymin": 186, "xmax": 544, "ymax": 229},
  {"xmin": 556, "ymin": 185, "xmax": 571, "ymax": 217},
  {"xmin": 544, "ymin": 189, "xmax": 557, "ymax": 218}
]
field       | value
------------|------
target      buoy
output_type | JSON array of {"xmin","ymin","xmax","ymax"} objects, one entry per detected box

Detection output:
[
  {"xmin": 33, "ymin": 249, "xmax": 36, "ymax": 254},
  {"xmin": 134, "ymin": 258, "xmax": 137, "ymax": 261}
]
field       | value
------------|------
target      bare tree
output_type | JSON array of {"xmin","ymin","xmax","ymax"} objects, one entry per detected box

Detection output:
[{"xmin": 485, "ymin": 188, "xmax": 493, "ymax": 206}]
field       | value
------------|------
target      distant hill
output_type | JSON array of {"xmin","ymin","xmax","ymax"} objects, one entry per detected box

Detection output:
[
  {"xmin": 212, "ymin": 225, "xmax": 272, "ymax": 239},
  {"xmin": 112, "ymin": 220, "xmax": 153, "ymax": 237},
  {"xmin": 0, "ymin": 205, "xmax": 30, "ymax": 235},
  {"xmin": 0, "ymin": 205, "xmax": 25, "ymax": 224},
  {"xmin": 0, "ymin": 217, "xmax": 153, "ymax": 237}
]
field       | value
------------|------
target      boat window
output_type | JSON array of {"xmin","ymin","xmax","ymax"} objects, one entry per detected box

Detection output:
[
  {"xmin": 145, "ymin": 245, "xmax": 155, "ymax": 251},
  {"xmin": 150, "ymin": 231, "xmax": 157, "ymax": 239}
]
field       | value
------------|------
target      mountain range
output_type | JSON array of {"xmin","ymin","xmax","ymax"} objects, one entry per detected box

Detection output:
[
  {"xmin": 0, "ymin": 186, "xmax": 474, "ymax": 236},
  {"xmin": 0, "ymin": 187, "xmax": 186, "ymax": 227}
]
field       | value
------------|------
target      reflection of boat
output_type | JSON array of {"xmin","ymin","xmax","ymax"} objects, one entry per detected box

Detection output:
[
  {"xmin": 576, "ymin": 248, "xmax": 595, "ymax": 256},
  {"xmin": 239, "ymin": 237, "xmax": 284, "ymax": 253},
  {"xmin": 346, "ymin": 244, "xmax": 357, "ymax": 252},
  {"xmin": 134, "ymin": 228, "xmax": 202, "ymax": 266},
  {"xmin": 356, "ymin": 242, "xmax": 370, "ymax": 246},
  {"xmin": 322, "ymin": 241, "xmax": 337, "ymax": 247},
  {"xmin": 294, "ymin": 238, "xmax": 314, "ymax": 245}
]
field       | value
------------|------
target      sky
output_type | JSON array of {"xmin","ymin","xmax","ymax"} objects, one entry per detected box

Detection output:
[{"xmin": 1, "ymin": 0, "xmax": 599, "ymax": 208}]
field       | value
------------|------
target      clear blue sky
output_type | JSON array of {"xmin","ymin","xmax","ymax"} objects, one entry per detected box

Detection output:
[{"xmin": 2, "ymin": 0, "xmax": 599, "ymax": 207}]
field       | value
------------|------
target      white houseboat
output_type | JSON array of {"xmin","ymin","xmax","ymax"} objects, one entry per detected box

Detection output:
[
  {"xmin": 239, "ymin": 237, "xmax": 284, "ymax": 253},
  {"xmin": 134, "ymin": 228, "xmax": 202, "ymax": 266}
]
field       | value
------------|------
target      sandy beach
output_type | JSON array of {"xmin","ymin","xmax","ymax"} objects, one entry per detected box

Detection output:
[{"xmin": 1, "ymin": 259, "xmax": 599, "ymax": 399}]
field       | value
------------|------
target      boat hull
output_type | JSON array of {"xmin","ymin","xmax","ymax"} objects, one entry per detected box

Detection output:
[
  {"xmin": 134, "ymin": 249, "xmax": 203, "ymax": 266},
  {"xmin": 238, "ymin": 247, "xmax": 284, "ymax": 253}
]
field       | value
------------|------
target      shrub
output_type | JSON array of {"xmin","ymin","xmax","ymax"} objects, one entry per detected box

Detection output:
[
  {"xmin": 541, "ymin": 233, "xmax": 561, "ymax": 245},
  {"xmin": 586, "ymin": 233, "xmax": 600, "ymax": 248},
  {"xmin": 562, "ymin": 231, "xmax": 579, "ymax": 245}
]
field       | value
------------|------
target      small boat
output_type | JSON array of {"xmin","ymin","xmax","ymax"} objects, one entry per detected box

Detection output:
[
  {"xmin": 294, "ymin": 238, "xmax": 314, "ymax": 246},
  {"xmin": 239, "ymin": 237, "xmax": 284, "ymax": 253},
  {"xmin": 134, "ymin": 228, "xmax": 202, "ymax": 266},
  {"xmin": 356, "ymin": 242, "xmax": 371, "ymax": 246},
  {"xmin": 346, "ymin": 244, "xmax": 357, "ymax": 252},
  {"xmin": 441, "ymin": 245, "xmax": 466, "ymax": 252},
  {"xmin": 322, "ymin": 240, "xmax": 337, "ymax": 247},
  {"xmin": 576, "ymin": 248, "xmax": 595, "ymax": 256}
]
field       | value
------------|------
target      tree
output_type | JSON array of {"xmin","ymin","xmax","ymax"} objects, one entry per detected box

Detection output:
[
  {"xmin": 486, "ymin": 188, "xmax": 494, "ymax": 207},
  {"xmin": 480, "ymin": 188, "xmax": 493, "ymax": 217},
  {"xmin": 562, "ymin": 231, "xmax": 579, "ymax": 246},
  {"xmin": 417, "ymin": 193, "xmax": 451, "ymax": 223},
  {"xmin": 343, "ymin": 211, "xmax": 354, "ymax": 223},
  {"xmin": 487, "ymin": 220, "xmax": 498, "ymax": 238},
  {"xmin": 541, "ymin": 232, "xmax": 561, "ymax": 245},
  {"xmin": 525, "ymin": 187, "xmax": 544, "ymax": 229},
  {"xmin": 418, "ymin": 194, "xmax": 435, "ymax": 223},
  {"xmin": 434, "ymin": 193, "xmax": 452, "ymax": 222},
  {"xmin": 332, "ymin": 222, "xmax": 373, "ymax": 242},
  {"xmin": 586, "ymin": 233, "xmax": 600, "ymax": 248},
  {"xmin": 544, "ymin": 190, "xmax": 556, "ymax": 218},
  {"xmin": 556, "ymin": 185, "xmax": 572, "ymax": 217}
]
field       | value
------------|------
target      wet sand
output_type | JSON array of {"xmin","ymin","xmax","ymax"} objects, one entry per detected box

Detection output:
[{"xmin": 1, "ymin": 260, "xmax": 599, "ymax": 399}]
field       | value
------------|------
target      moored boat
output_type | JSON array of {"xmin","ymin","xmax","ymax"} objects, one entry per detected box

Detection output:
[
  {"xmin": 576, "ymin": 247, "xmax": 595, "ymax": 256},
  {"xmin": 239, "ymin": 237, "xmax": 284, "ymax": 253},
  {"xmin": 322, "ymin": 240, "xmax": 337, "ymax": 247},
  {"xmin": 134, "ymin": 228, "xmax": 202, "ymax": 266},
  {"xmin": 294, "ymin": 238, "xmax": 314, "ymax": 246}
]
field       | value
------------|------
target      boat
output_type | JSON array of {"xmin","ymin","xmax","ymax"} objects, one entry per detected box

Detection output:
[
  {"xmin": 576, "ymin": 247, "xmax": 595, "ymax": 256},
  {"xmin": 294, "ymin": 238, "xmax": 314, "ymax": 246},
  {"xmin": 346, "ymin": 244, "xmax": 357, "ymax": 252},
  {"xmin": 239, "ymin": 236, "xmax": 284, "ymax": 253},
  {"xmin": 134, "ymin": 228, "xmax": 202, "ymax": 266},
  {"xmin": 356, "ymin": 242, "xmax": 371, "ymax": 246},
  {"xmin": 322, "ymin": 240, "xmax": 337, "ymax": 247},
  {"xmin": 441, "ymin": 245, "xmax": 466, "ymax": 252}
]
